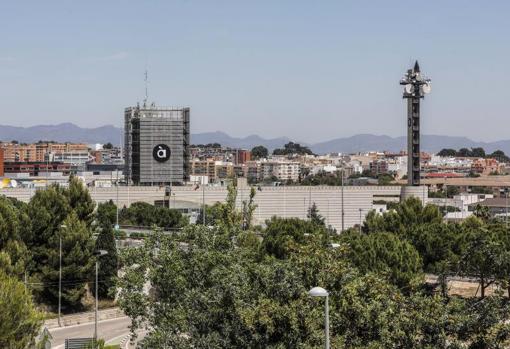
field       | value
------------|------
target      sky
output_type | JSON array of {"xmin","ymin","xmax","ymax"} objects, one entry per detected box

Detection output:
[{"xmin": 1, "ymin": 1, "xmax": 509, "ymax": 143}]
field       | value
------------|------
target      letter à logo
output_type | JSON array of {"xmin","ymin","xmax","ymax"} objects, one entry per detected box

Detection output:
[{"xmin": 153, "ymin": 144, "xmax": 171, "ymax": 162}]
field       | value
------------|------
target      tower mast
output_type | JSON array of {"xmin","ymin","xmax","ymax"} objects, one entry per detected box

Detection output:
[
  {"xmin": 400, "ymin": 61, "xmax": 431, "ymax": 186},
  {"xmin": 143, "ymin": 68, "xmax": 148, "ymax": 107}
]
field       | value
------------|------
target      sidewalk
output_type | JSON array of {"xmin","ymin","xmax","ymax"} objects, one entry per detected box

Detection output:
[{"xmin": 45, "ymin": 307, "xmax": 125, "ymax": 329}]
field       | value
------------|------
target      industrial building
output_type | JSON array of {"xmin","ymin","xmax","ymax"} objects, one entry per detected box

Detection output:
[
  {"xmin": 0, "ymin": 182, "xmax": 424, "ymax": 232},
  {"xmin": 124, "ymin": 103, "xmax": 190, "ymax": 185}
]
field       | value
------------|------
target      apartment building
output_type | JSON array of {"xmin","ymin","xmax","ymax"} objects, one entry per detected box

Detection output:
[
  {"xmin": 190, "ymin": 159, "xmax": 216, "ymax": 179},
  {"xmin": 1, "ymin": 142, "xmax": 89, "ymax": 162},
  {"xmin": 271, "ymin": 162, "xmax": 300, "ymax": 182}
]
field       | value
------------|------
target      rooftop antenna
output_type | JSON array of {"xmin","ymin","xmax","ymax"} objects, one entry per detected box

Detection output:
[{"xmin": 143, "ymin": 67, "xmax": 148, "ymax": 107}]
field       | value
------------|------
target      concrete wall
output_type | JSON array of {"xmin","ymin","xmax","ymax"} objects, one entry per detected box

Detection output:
[{"xmin": 0, "ymin": 185, "xmax": 407, "ymax": 232}]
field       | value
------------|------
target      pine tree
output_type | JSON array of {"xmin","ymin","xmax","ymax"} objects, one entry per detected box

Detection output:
[
  {"xmin": 307, "ymin": 202, "xmax": 325, "ymax": 226},
  {"xmin": 0, "ymin": 271, "xmax": 42, "ymax": 348},
  {"xmin": 39, "ymin": 212, "xmax": 94, "ymax": 309},
  {"xmin": 67, "ymin": 176, "xmax": 95, "ymax": 228},
  {"xmin": 93, "ymin": 226, "xmax": 118, "ymax": 299}
]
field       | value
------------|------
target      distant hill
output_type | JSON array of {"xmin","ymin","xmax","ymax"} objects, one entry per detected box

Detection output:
[
  {"xmin": 1, "ymin": 123, "xmax": 510, "ymax": 155},
  {"xmin": 0, "ymin": 124, "xmax": 291, "ymax": 150},
  {"xmin": 0, "ymin": 123, "xmax": 122, "ymax": 145},
  {"xmin": 190, "ymin": 131, "xmax": 291, "ymax": 151},
  {"xmin": 311, "ymin": 134, "xmax": 510, "ymax": 155}
]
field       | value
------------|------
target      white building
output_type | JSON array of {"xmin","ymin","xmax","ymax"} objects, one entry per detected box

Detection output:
[
  {"xmin": 272, "ymin": 162, "xmax": 300, "ymax": 182},
  {"xmin": 53, "ymin": 151, "xmax": 91, "ymax": 167}
]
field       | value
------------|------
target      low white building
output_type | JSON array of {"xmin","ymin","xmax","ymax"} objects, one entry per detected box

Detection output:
[{"xmin": 453, "ymin": 193, "xmax": 494, "ymax": 212}]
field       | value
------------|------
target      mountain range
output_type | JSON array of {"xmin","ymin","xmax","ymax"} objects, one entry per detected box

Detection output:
[{"xmin": 1, "ymin": 123, "xmax": 510, "ymax": 155}]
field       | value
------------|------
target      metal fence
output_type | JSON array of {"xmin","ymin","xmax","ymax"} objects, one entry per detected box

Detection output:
[{"xmin": 65, "ymin": 338, "xmax": 95, "ymax": 349}]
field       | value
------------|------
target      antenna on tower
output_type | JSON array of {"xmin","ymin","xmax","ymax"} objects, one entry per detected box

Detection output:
[{"xmin": 143, "ymin": 67, "xmax": 148, "ymax": 107}]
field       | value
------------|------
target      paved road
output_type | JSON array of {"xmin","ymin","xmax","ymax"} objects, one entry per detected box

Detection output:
[{"xmin": 49, "ymin": 316, "xmax": 132, "ymax": 348}]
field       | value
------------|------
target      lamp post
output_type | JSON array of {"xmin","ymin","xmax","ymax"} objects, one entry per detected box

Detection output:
[
  {"xmin": 309, "ymin": 287, "xmax": 330, "ymax": 349},
  {"xmin": 505, "ymin": 187, "xmax": 508, "ymax": 229},
  {"xmin": 58, "ymin": 224, "xmax": 66, "ymax": 327},
  {"xmin": 93, "ymin": 250, "xmax": 108, "ymax": 345},
  {"xmin": 202, "ymin": 181, "xmax": 206, "ymax": 225},
  {"xmin": 341, "ymin": 168, "xmax": 345, "ymax": 232},
  {"xmin": 115, "ymin": 170, "xmax": 119, "ymax": 229},
  {"xmin": 359, "ymin": 208, "xmax": 363, "ymax": 233}
]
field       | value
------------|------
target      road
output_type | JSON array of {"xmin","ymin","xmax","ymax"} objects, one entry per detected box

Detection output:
[{"xmin": 49, "ymin": 316, "xmax": 135, "ymax": 348}]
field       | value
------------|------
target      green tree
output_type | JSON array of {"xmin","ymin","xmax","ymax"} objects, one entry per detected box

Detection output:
[
  {"xmin": 307, "ymin": 202, "xmax": 325, "ymax": 226},
  {"xmin": 471, "ymin": 147, "xmax": 486, "ymax": 158},
  {"xmin": 437, "ymin": 148, "xmax": 457, "ymax": 157},
  {"xmin": 242, "ymin": 187, "xmax": 257, "ymax": 230},
  {"xmin": 223, "ymin": 180, "xmax": 243, "ymax": 229},
  {"xmin": 471, "ymin": 186, "xmax": 493, "ymax": 195},
  {"xmin": 341, "ymin": 231, "xmax": 423, "ymax": 289},
  {"xmin": 40, "ymin": 213, "xmax": 95, "ymax": 309},
  {"xmin": 116, "ymin": 221, "xmax": 510, "ymax": 348},
  {"xmin": 377, "ymin": 173, "xmax": 394, "ymax": 185},
  {"xmin": 0, "ymin": 271, "xmax": 43, "ymax": 348},
  {"xmin": 262, "ymin": 217, "xmax": 328, "ymax": 259},
  {"xmin": 120, "ymin": 202, "xmax": 187, "ymax": 229},
  {"xmin": 405, "ymin": 222, "xmax": 463, "ymax": 274},
  {"xmin": 251, "ymin": 145, "xmax": 268, "ymax": 159},
  {"xmin": 196, "ymin": 202, "xmax": 224, "ymax": 226},
  {"xmin": 301, "ymin": 171, "xmax": 342, "ymax": 186},
  {"xmin": 473, "ymin": 203, "xmax": 491, "ymax": 222},
  {"xmin": 458, "ymin": 148, "xmax": 473, "ymax": 157},
  {"xmin": 446, "ymin": 185, "xmax": 460, "ymax": 198},
  {"xmin": 362, "ymin": 197, "xmax": 443, "ymax": 235},
  {"xmin": 273, "ymin": 142, "xmax": 314, "ymax": 156},
  {"xmin": 67, "ymin": 176, "xmax": 95, "ymax": 227},
  {"xmin": 118, "ymin": 227, "xmax": 331, "ymax": 348},
  {"xmin": 460, "ymin": 221, "xmax": 502, "ymax": 298},
  {"xmin": 96, "ymin": 200, "xmax": 117, "ymax": 230},
  {"xmin": 93, "ymin": 225, "xmax": 118, "ymax": 299},
  {"xmin": 25, "ymin": 185, "xmax": 71, "ymax": 271},
  {"xmin": 489, "ymin": 150, "xmax": 510, "ymax": 163},
  {"xmin": 0, "ymin": 196, "xmax": 30, "ymax": 277}
]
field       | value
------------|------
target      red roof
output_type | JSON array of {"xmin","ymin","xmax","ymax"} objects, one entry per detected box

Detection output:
[{"xmin": 425, "ymin": 172, "xmax": 464, "ymax": 178}]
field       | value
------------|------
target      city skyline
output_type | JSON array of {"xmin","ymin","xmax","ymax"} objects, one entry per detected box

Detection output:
[{"xmin": 2, "ymin": 1, "xmax": 510, "ymax": 143}]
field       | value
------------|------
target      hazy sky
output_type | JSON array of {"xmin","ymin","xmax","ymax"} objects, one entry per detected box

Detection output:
[{"xmin": 1, "ymin": 1, "xmax": 509, "ymax": 143}]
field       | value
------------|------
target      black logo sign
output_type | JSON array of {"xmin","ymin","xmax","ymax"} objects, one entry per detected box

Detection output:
[{"xmin": 153, "ymin": 144, "xmax": 171, "ymax": 162}]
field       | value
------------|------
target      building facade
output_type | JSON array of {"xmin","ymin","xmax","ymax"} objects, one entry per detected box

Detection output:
[
  {"xmin": 3, "ymin": 162, "xmax": 71, "ymax": 176},
  {"xmin": 0, "ymin": 142, "xmax": 89, "ymax": 164},
  {"xmin": 124, "ymin": 104, "xmax": 190, "ymax": 185}
]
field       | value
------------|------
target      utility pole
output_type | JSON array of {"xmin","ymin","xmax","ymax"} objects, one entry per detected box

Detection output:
[
  {"xmin": 94, "ymin": 250, "xmax": 108, "ymax": 345},
  {"xmin": 358, "ymin": 208, "xmax": 362, "ymax": 234},
  {"xmin": 308, "ymin": 184, "xmax": 312, "ymax": 219},
  {"xmin": 341, "ymin": 168, "xmax": 345, "ymax": 232},
  {"xmin": 202, "ymin": 181, "xmax": 206, "ymax": 225},
  {"xmin": 58, "ymin": 226, "xmax": 64, "ymax": 328},
  {"xmin": 116, "ymin": 170, "xmax": 119, "ymax": 229},
  {"xmin": 95, "ymin": 259, "xmax": 98, "ymax": 342},
  {"xmin": 505, "ymin": 188, "xmax": 508, "ymax": 228},
  {"xmin": 444, "ymin": 176, "xmax": 448, "ymax": 215}
]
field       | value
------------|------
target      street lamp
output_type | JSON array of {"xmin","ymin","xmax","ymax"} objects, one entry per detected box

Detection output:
[
  {"xmin": 58, "ymin": 224, "xmax": 66, "ymax": 327},
  {"xmin": 358, "ymin": 208, "xmax": 363, "ymax": 233},
  {"xmin": 309, "ymin": 287, "xmax": 330, "ymax": 349},
  {"xmin": 341, "ymin": 167, "xmax": 345, "ymax": 232},
  {"xmin": 93, "ymin": 249, "xmax": 108, "ymax": 345},
  {"xmin": 505, "ymin": 187, "xmax": 508, "ymax": 229}
]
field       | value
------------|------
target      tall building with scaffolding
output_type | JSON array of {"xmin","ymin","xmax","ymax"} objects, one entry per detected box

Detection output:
[{"xmin": 124, "ymin": 103, "xmax": 190, "ymax": 185}]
